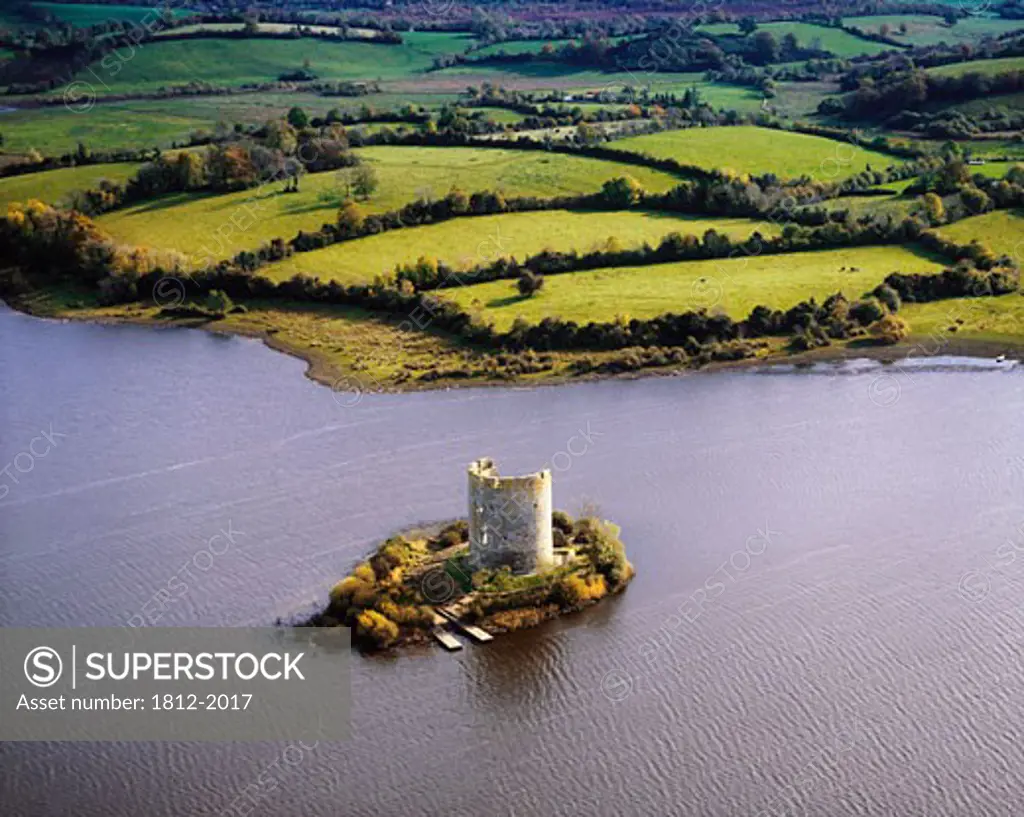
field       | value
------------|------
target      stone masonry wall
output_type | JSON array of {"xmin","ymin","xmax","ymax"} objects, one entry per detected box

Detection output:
[{"xmin": 467, "ymin": 458, "xmax": 553, "ymax": 574}]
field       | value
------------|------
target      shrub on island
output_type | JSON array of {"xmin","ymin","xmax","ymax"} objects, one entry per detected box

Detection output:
[{"xmin": 305, "ymin": 513, "xmax": 633, "ymax": 650}]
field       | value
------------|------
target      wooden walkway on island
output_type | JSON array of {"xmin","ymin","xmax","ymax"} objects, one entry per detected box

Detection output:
[
  {"xmin": 429, "ymin": 608, "xmax": 494, "ymax": 651},
  {"xmin": 431, "ymin": 628, "xmax": 464, "ymax": 651},
  {"xmin": 436, "ymin": 608, "xmax": 494, "ymax": 643}
]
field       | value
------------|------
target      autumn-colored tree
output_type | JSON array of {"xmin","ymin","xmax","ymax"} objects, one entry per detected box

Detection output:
[
  {"xmin": 868, "ymin": 314, "xmax": 910, "ymax": 345},
  {"xmin": 923, "ymin": 192, "xmax": 946, "ymax": 225},
  {"xmin": 337, "ymin": 200, "xmax": 365, "ymax": 233},
  {"xmin": 264, "ymin": 120, "xmax": 298, "ymax": 154},
  {"xmin": 354, "ymin": 610, "xmax": 399, "ymax": 649}
]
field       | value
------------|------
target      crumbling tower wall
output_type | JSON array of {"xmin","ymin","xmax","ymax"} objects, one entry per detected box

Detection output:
[{"xmin": 467, "ymin": 458, "xmax": 553, "ymax": 574}]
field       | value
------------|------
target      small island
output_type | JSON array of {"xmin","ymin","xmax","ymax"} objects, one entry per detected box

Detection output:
[{"xmin": 304, "ymin": 458, "xmax": 634, "ymax": 652}]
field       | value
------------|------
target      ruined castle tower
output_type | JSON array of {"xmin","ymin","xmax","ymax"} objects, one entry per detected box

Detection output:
[{"xmin": 467, "ymin": 458, "xmax": 553, "ymax": 575}]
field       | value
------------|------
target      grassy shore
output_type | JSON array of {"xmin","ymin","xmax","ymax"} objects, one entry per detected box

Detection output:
[{"xmin": 9, "ymin": 277, "xmax": 1024, "ymax": 401}]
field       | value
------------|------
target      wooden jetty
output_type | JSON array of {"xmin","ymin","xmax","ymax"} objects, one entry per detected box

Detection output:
[
  {"xmin": 436, "ymin": 608, "xmax": 494, "ymax": 643},
  {"xmin": 432, "ymin": 628, "xmax": 463, "ymax": 651}
]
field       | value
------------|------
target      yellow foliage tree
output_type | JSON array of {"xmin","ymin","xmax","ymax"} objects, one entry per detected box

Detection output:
[{"xmin": 355, "ymin": 609, "xmax": 399, "ymax": 649}]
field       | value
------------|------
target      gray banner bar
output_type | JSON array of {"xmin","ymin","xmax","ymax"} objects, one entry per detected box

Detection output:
[{"xmin": 0, "ymin": 628, "xmax": 351, "ymax": 742}]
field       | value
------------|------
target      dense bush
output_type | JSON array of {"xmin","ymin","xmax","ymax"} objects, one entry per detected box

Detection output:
[
  {"xmin": 868, "ymin": 314, "xmax": 910, "ymax": 345},
  {"xmin": 877, "ymin": 265, "xmax": 1020, "ymax": 303},
  {"xmin": 354, "ymin": 610, "xmax": 400, "ymax": 650},
  {"xmin": 555, "ymin": 573, "xmax": 608, "ymax": 607}
]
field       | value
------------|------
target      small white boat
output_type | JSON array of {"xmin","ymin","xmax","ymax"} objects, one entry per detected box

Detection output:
[{"xmin": 996, "ymin": 354, "xmax": 1007, "ymax": 363}]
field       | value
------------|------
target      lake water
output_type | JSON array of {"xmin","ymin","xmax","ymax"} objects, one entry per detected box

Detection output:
[{"xmin": 4, "ymin": 303, "xmax": 1024, "ymax": 816}]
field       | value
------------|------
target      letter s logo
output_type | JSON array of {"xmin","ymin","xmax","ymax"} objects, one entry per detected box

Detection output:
[{"xmin": 24, "ymin": 646, "xmax": 63, "ymax": 688}]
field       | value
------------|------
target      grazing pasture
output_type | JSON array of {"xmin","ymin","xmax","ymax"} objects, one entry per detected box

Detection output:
[
  {"xmin": 68, "ymin": 32, "xmax": 473, "ymax": 95},
  {"xmin": 899, "ymin": 292, "xmax": 1024, "ymax": 346},
  {"xmin": 936, "ymin": 209, "xmax": 1024, "ymax": 256},
  {"xmin": 30, "ymin": 3, "xmax": 193, "ymax": 26},
  {"xmin": 472, "ymin": 38, "xmax": 579, "ymax": 56},
  {"xmin": 0, "ymin": 93, "xmax": 461, "ymax": 156},
  {"xmin": 845, "ymin": 15, "xmax": 1023, "ymax": 48},
  {"xmin": 948, "ymin": 93, "xmax": 1024, "ymax": 117},
  {"xmin": 0, "ymin": 102, "xmax": 213, "ymax": 155},
  {"xmin": 927, "ymin": 57, "xmax": 1024, "ymax": 78},
  {"xmin": 0, "ymin": 162, "xmax": 138, "ymax": 207},
  {"xmin": 614, "ymin": 127, "xmax": 896, "ymax": 179},
  {"xmin": 697, "ymin": 21, "xmax": 896, "ymax": 57},
  {"xmin": 442, "ymin": 245, "xmax": 945, "ymax": 329},
  {"xmin": 471, "ymin": 35, "xmax": 635, "ymax": 57},
  {"xmin": 970, "ymin": 162, "xmax": 1023, "ymax": 180},
  {"xmin": 263, "ymin": 210, "xmax": 782, "ymax": 284},
  {"xmin": 97, "ymin": 146, "xmax": 684, "ymax": 260}
]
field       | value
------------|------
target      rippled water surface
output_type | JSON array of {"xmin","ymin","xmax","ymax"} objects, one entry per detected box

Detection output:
[{"xmin": 4, "ymin": 304, "xmax": 1024, "ymax": 816}]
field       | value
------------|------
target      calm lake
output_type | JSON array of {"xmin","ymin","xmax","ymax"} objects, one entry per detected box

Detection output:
[{"xmin": 4, "ymin": 303, "xmax": 1024, "ymax": 816}]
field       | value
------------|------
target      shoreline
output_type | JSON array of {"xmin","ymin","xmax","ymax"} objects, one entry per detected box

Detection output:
[{"xmin": 4, "ymin": 295, "xmax": 1022, "ymax": 396}]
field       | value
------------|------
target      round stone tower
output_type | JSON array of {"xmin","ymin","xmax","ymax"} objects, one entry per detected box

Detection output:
[{"xmin": 467, "ymin": 458, "xmax": 553, "ymax": 575}]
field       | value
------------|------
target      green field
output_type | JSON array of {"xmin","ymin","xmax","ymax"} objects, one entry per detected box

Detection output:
[
  {"xmin": 97, "ymin": 146, "xmax": 684, "ymax": 260},
  {"xmin": 696, "ymin": 21, "xmax": 896, "ymax": 57},
  {"xmin": 264, "ymin": 210, "xmax": 782, "ymax": 285},
  {"xmin": 965, "ymin": 140, "xmax": 1024, "ymax": 160},
  {"xmin": 68, "ymin": 32, "xmax": 472, "ymax": 95},
  {"xmin": 0, "ymin": 92, "xmax": 461, "ymax": 156},
  {"xmin": 845, "ymin": 15, "xmax": 1023, "ymax": 47},
  {"xmin": 0, "ymin": 103, "xmax": 212, "ymax": 155},
  {"xmin": 901, "ymin": 293, "xmax": 1024, "ymax": 345},
  {"xmin": 345, "ymin": 121, "xmax": 420, "ymax": 136},
  {"xmin": 758, "ymin": 21, "xmax": 900, "ymax": 57},
  {"xmin": 949, "ymin": 93, "xmax": 1024, "ymax": 116},
  {"xmin": 473, "ymin": 38, "xmax": 578, "ymax": 57},
  {"xmin": 806, "ymin": 191, "xmax": 916, "ymax": 221},
  {"xmin": 614, "ymin": 126, "xmax": 897, "ymax": 179},
  {"xmin": 970, "ymin": 161, "xmax": 1023, "ymax": 179},
  {"xmin": 471, "ymin": 35, "xmax": 634, "ymax": 57},
  {"xmin": 936, "ymin": 209, "xmax": 1024, "ymax": 256},
  {"xmin": 927, "ymin": 57, "xmax": 1024, "ymax": 78},
  {"xmin": 442, "ymin": 244, "xmax": 945, "ymax": 329},
  {"xmin": 478, "ymin": 108, "xmax": 528, "ymax": 125},
  {"xmin": 0, "ymin": 162, "xmax": 138, "ymax": 207},
  {"xmin": 31, "ymin": 3, "xmax": 193, "ymax": 26},
  {"xmin": 404, "ymin": 63, "xmax": 827, "ymax": 116}
]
